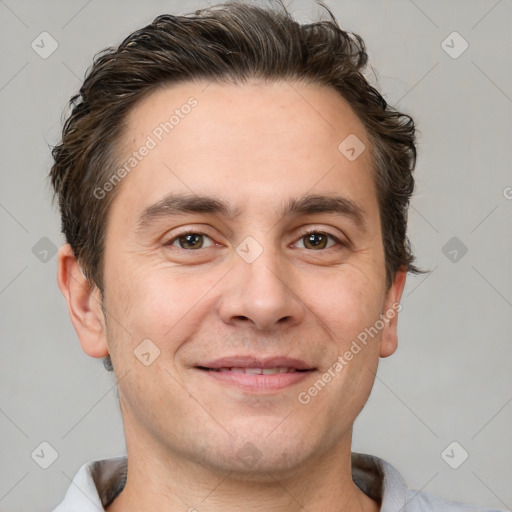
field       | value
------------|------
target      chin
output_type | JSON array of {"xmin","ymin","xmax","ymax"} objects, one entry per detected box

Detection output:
[
  {"xmin": 195, "ymin": 426, "xmax": 318, "ymax": 480},
  {"xmin": 209, "ymin": 450, "xmax": 312, "ymax": 482}
]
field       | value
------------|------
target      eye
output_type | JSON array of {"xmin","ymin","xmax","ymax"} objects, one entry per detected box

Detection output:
[
  {"xmin": 294, "ymin": 231, "xmax": 343, "ymax": 250},
  {"xmin": 166, "ymin": 232, "xmax": 215, "ymax": 250}
]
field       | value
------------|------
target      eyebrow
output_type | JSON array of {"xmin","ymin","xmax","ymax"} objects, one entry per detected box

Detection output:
[{"xmin": 136, "ymin": 192, "xmax": 367, "ymax": 232}]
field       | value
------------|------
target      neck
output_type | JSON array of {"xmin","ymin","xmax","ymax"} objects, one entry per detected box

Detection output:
[{"xmin": 107, "ymin": 422, "xmax": 379, "ymax": 512}]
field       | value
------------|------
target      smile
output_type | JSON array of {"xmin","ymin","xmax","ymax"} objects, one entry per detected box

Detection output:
[{"xmin": 195, "ymin": 359, "xmax": 316, "ymax": 391}]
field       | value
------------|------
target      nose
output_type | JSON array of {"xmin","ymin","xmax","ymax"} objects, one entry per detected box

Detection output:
[{"xmin": 218, "ymin": 246, "xmax": 304, "ymax": 332}]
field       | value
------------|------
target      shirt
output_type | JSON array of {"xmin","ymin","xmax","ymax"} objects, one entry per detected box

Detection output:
[{"xmin": 52, "ymin": 452, "xmax": 506, "ymax": 511}]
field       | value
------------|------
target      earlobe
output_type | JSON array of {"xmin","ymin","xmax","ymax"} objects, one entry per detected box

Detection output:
[
  {"xmin": 379, "ymin": 267, "xmax": 407, "ymax": 358},
  {"xmin": 57, "ymin": 244, "xmax": 109, "ymax": 358}
]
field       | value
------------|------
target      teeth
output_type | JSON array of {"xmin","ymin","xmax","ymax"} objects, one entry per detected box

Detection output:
[{"xmin": 210, "ymin": 367, "xmax": 298, "ymax": 374}]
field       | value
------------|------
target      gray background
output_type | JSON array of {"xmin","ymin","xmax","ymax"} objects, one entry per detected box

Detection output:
[{"xmin": 1, "ymin": 0, "xmax": 511, "ymax": 510}]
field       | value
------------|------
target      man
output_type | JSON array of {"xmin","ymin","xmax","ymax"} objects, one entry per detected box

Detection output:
[{"xmin": 49, "ymin": 1, "xmax": 504, "ymax": 510}]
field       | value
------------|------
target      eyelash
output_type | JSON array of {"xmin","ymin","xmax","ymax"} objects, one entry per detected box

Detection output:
[{"xmin": 164, "ymin": 229, "xmax": 347, "ymax": 251}]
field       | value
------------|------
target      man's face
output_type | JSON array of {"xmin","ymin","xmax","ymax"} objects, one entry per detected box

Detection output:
[{"xmin": 93, "ymin": 80, "xmax": 405, "ymax": 474}]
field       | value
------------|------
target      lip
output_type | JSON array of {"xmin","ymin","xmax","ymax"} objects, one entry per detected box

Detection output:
[
  {"xmin": 195, "ymin": 356, "xmax": 316, "ymax": 392},
  {"xmin": 198, "ymin": 356, "xmax": 313, "ymax": 370}
]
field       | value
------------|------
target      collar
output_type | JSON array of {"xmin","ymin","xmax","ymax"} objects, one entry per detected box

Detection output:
[{"xmin": 52, "ymin": 451, "xmax": 470, "ymax": 511}]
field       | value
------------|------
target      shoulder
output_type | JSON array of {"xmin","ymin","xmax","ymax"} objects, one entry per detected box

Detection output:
[
  {"xmin": 351, "ymin": 452, "xmax": 506, "ymax": 512},
  {"xmin": 405, "ymin": 487, "xmax": 506, "ymax": 511}
]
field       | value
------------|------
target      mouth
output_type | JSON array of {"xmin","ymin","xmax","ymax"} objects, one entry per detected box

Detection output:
[
  {"xmin": 198, "ymin": 366, "xmax": 310, "ymax": 374},
  {"xmin": 195, "ymin": 357, "xmax": 317, "ymax": 391}
]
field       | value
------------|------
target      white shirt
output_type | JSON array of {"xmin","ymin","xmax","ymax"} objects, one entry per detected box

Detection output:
[{"xmin": 52, "ymin": 452, "xmax": 505, "ymax": 511}]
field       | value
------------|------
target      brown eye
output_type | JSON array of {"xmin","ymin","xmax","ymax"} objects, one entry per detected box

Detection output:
[
  {"xmin": 168, "ymin": 232, "xmax": 214, "ymax": 250},
  {"xmin": 296, "ymin": 231, "xmax": 339, "ymax": 250},
  {"xmin": 304, "ymin": 233, "xmax": 328, "ymax": 249}
]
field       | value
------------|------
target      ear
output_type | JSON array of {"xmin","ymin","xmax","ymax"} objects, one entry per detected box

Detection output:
[
  {"xmin": 57, "ymin": 244, "xmax": 109, "ymax": 358},
  {"xmin": 379, "ymin": 267, "xmax": 407, "ymax": 358}
]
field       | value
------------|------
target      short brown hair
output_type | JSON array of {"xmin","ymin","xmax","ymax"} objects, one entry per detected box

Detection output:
[{"xmin": 50, "ymin": 0, "xmax": 424, "ymax": 296}]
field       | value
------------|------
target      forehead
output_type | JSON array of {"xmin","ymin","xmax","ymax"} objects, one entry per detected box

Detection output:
[
  {"xmin": 111, "ymin": 79, "xmax": 378, "ymax": 225},
  {"xmin": 123, "ymin": 79, "xmax": 370, "ymax": 156}
]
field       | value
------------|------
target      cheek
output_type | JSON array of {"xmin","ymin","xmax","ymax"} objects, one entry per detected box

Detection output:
[
  {"xmin": 323, "ymin": 269, "xmax": 385, "ymax": 401},
  {"xmin": 304, "ymin": 273, "xmax": 384, "ymax": 425},
  {"xmin": 104, "ymin": 264, "xmax": 221, "ymax": 358},
  {"xmin": 312, "ymin": 266, "xmax": 385, "ymax": 346}
]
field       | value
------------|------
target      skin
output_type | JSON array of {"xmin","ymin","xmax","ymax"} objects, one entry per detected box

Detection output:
[{"xmin": 58, "ymin": 79, "xmax": 406, "ymax": 512}]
